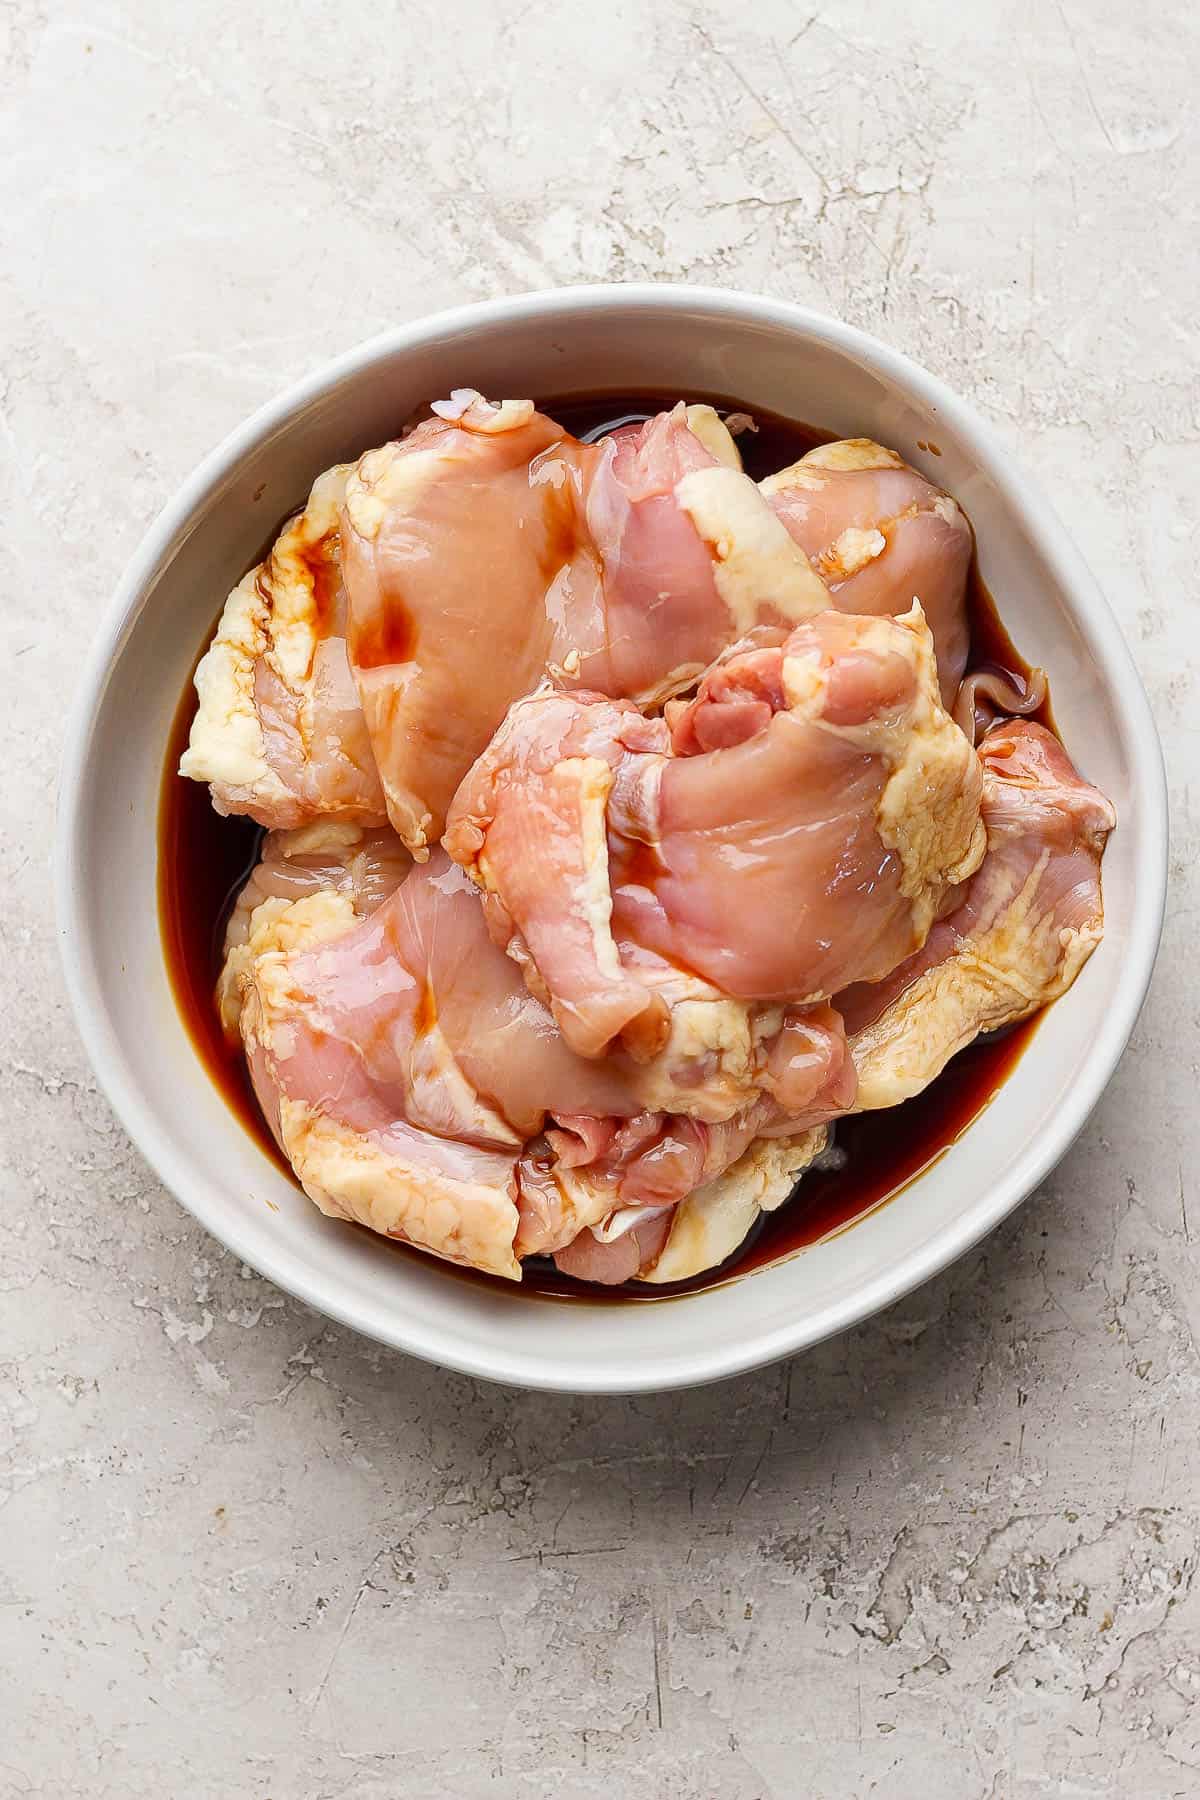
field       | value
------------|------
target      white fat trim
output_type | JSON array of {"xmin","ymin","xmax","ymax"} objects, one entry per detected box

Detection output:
[
  {"xmin": 223, "ymin": 889, "xmax": 360, "ymax": 1040},
  {"xmin": 626, "ymin": 994, "xmax": 763, "ymax": 1122},
  {"xmin": 674, "ymin": 466, "xmax": 829, "ymax": 632},
  {"xmin": 640, "ymin": 1129, "xmax": 826, "ymax": 1284},
  {"xmin": 779, "ymin": 645, "xmax": 827, "ymax": 718},
  {"xmin": 273, "ymin": 820, "xmax": 365, "ymax": 856},
  {"xmin": 819, "ymin": 525, "xmax": 886, "ymax": 581},
  {"xmin": 760, "ymin": 438, "xmax": 906, "ymax": 501},
  {"xmin": 430, "ymin": 390, "xmax": 536, "ymax": 434},
  {"xmin": 874, "ymin": 604, "xmax": 987, "ymax": 905},
  {"xmin": 851, "ymin": 834, "xmax": 1105, "ymax": 1111},
  {"xmin": 278, "ymin": 1100, "xmax": 523, "ymax": 1281},
  {"xmin": 344, "ymin": 438, "xmax": 444, "ymax": 541},
  {"xmin": 247, "ymin": 889, "xmax": 360, "ymax": 966},
  {"xmin": 178, "ymin": 566, "xmax": 276, "ymax": 792},
  {"xmin": 760, "ymin": 463, "xmax": 826, "ymax": 495},
  {"xmin": 590, "ymin": 1203, "xmax": 674, "ymax": 1244},
  {"xmin": 546, "ymin": 644, "xmax": 582, "ymax": 676},
  {"xmin": 180, "ymin": 463, "xmax": 357, "ymax": 804},
  {"xmin": 264, "ymin": 466, "xmax": 348, "ymax": 691},
  {"xmin": 800, "ymin": 438, "xmax": 904, "ymax": 473},
  {"xmin": 564, "ymin": 756, "xmax": 624, "ymax": 983},
  {"xmin": 682, "ymin": 404, "xmax": 742, "ymax": 470},
  {"xmin": 852, "ymin": 924, "xmax": 1101, "ymax": 1111}
]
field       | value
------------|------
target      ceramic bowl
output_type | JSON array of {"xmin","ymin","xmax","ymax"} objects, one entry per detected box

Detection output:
[{"xmin": 55, "ymin": 285, "xmax": 1167, "ymax": 1392}]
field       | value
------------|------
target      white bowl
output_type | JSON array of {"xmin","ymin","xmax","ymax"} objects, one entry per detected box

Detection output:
[{"xmin": 56, "ymin": 285, "xmax": 1167, "ymax": 1394}]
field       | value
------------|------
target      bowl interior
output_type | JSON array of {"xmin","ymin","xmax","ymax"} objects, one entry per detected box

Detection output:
[{"xmin": 59, "ymin": 290, "xmax": 1164, "ymax": 1391}]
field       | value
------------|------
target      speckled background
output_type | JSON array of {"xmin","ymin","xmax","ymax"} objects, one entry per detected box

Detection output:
[{"xmin": 2, "ymin": 1, "xmax": 1196, "ymax": 1793}]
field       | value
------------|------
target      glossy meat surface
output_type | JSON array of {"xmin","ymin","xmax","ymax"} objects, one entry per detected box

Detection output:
[
  {"xmin": 232, "ymin": 851, "xmax": 857, "ymax": 1281},
  {"xmin": 341, "ymin": 395, "xmax": 578, "ymax": 854},
  {"xmin": 762, "ymin": 439, "xmax": 971, "ymax": 705},
  {"xmin": 340, "ymin": 394, "xmax": 830, "ymax": 853},
  {"xmin": 180, "ymin": 467, "xmax": 387, "ymax": 829},
  {"xmin": 185, "ymin": 399, "xmax": 1115, "ymax": 1293},
  {"xmin": 839, "ymin": 720, "xmax": 1115, "ymax": 1108},
  {"xmin": 445, "ymin": 606, "xmax": 985, "ymax": 1060},
  {"xmin": 217, "ymin": 821, "xmax": 411, "ymax": 1034}
]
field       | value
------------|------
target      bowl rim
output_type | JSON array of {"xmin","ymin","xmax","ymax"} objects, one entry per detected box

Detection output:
[{"xmin": 54, "ymin": 282, "xmax": 1169, "ymax": 1393}]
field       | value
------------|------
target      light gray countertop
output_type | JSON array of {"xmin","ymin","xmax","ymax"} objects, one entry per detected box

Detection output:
[{"xmin": 2, "ymin": 1, "xmax": 1196, "ymax": 1793}]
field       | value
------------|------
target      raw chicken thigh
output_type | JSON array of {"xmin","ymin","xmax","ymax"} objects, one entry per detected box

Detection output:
[
  {"xmin": 633, "ymin": 722, "xmax": 1113, "ymax": 1284},
  {"xmin": 839, "ymin": 719, "xmax": 1114, "ymax": 1108},
  {"xmin": 339, "ymin": 395, "xmax": 578, "ymax": 855},
  {"xmin": 579, "ymin": 402, "xmax": 828, "ymax": 695},
  {"xmin": 180, "ymin": 467, "xmax": 387, "ymax": 828},
  {"xmin": 444, "ymin": 606, "xmax": 984, "ymax": 1057},
  {"xmin": 218, "ymin": 821, "xmax": 410, "ymax": 1032},
  {"xmin": 762, "ymin": 439, "xmax": 971, "ymax": 704}
]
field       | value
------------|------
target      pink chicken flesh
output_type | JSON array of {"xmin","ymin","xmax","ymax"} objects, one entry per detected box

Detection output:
[
  {"xmin": 235, "ymin": 851, "xmax": 855, "ymax": 1282},
  {"xmin": 444, "ymin": 606, "xmax": 985, "ymax": 1062},
  {"xmin": 839, "ymin": 719, "xmax": 1115, "ymax": 1107},
  {"xmin": 217, "ymin": 822, "xmax": 411, "ymax": 1035},
  {"xmin": 185, "ymin": 400, "xmax": 977, "ymax": 852},
  {"xmin": 338, "ymin": 391, "xmax": 834, "ymax": 853},
  {"xmin": 761, "ymin": 439, "xmax": 971, "ymax": 706}
]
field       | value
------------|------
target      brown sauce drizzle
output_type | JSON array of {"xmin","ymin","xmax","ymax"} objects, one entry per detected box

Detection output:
[
  {"xmin": 158, "ymin": 390, "xmax": 1042, "ymax": 1302},
  {"xmin": 349, "ymin": 601, "xmax": 416, "ymax": 671},
  {"xmin": 534, "ymin": 468, "xmax": 585, "ymax": 586},
  {"xmin": 290, "ymin": 528, "xmax": 341, "ymax": 633}
]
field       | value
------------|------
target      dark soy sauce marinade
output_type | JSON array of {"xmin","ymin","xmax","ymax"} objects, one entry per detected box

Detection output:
[{"xmin": 158, "ymin": 391, "xmax": 1043, "ymax": 1301}]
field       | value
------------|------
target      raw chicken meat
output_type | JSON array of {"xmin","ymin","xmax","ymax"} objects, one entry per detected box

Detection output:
[
  {"xmin": 339, "ymin": 392, "xmax": 828, "ymax": 854},
  {"xmin": 580, "ymin": 401, "xmax": 828, "ymax": 696},
  {"xmin": 185, "ymin": 392, "xmax": 1114, "ymax": 1294},
  {"xmin": 181, "ymin": 416, "xmax": 976, "ymax": 848},
  {"xmin": 230, "ymin": 851, "xmax": 856, "ymax": 1282},
  {"xmin": 761, "ymin": 439, "xmax": 972, "ymax": 705},
  {"xmin": 232, "ymin": 856, "xmax": 527, "ymax": 1277},
  {"xmin": 522, "ymin": 999, "xmax": 856, "ymax": 1277},
  {"xmin": 339, "ymin": 394, "xmax": 576, "ymax": 855},
  {"xmin": 551, "ymin": 1208, "xmax": 676, "ymax": 1285},
  {"xmin": 218, "ymin": 821, "xmax": 410, "ymax": 1033},
  {"xmin": 637, "ymin": 1128, "xmax": 833, "ymax": 1286},
  {"xmin": 180, "ymin": 467, "xmax": 387, "ymax": 829},
  {"xmin": 839, "ymin": 720, "xmax": 1115, "ymax": 1108},
  {"xmin": 613, "ymin": 709, "xmax": 1113, "ymax": 1283},
  {"xmin": 445, "ymin": 605, "xmax": 985, "ymax": 1060},
  {"xmin": 610, "ymin": 716, "xmax": 1110, "ymax": 1282}
]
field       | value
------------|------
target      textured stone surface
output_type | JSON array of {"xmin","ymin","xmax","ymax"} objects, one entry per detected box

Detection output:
[{"xmin": 1, "ymin": 0, "xmax": 1196, "ymax": 1793}]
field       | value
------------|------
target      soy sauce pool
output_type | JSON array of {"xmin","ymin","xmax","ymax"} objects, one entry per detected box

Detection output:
[{"xmin": 158, "ymin": 390, "xmax": 1041, "ymax": 1302}]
